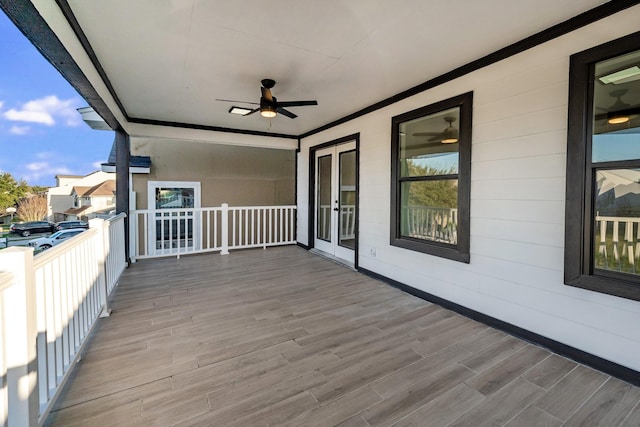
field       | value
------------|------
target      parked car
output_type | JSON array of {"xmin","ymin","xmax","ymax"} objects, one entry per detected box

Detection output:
[
  {"xmin": 28, "ymin": 228, "xmax": 87, "ymax": 250},
  {"xmin": 9, "ymin": 221, "xmax": 55, "ymax": 237},
  {"xmin": 54, "ymin": 220, "xmax": 89, "ymax": 231}
]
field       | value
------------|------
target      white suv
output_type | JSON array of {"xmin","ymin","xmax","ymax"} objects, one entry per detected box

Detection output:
[{"xmin": 28, "ymin": 228, "xmax": 87, "ymax": 250}]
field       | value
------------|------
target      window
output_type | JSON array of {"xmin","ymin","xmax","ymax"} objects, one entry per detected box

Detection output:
[
  {"xmin": 565, "ymin": 31, "xmax": 640, "ymax": 301},
  {"xmin": 391, "ymin": 92, "xmax": 472, "ymax": 262}
]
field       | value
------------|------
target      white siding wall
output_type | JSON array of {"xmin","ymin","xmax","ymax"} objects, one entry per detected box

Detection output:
[{"xmin": 298, "ymin": 7, "xmax": 640, "ymax": 372}]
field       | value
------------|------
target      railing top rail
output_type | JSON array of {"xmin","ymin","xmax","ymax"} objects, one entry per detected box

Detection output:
[
  {"xmin": 227, "ymin": 205, "xmax": 297, "ymax": 210},
  {"xmin": 596, "ymin": 215, "xmax": 640, "ymax": 222},
  {"xmin": 107, "ymin": 212, "xmax": 127, "ymax": 222},
  {"xmin": 132, "ymin": 205, "xmax": 297, "ymax": 214},
  {"xmin": 33, "ymin": 227, "xmax": 99, "ymax": 268},
  {"xmin": 132, "ymin": 207, "xmax": 223, "ymax": 214}
]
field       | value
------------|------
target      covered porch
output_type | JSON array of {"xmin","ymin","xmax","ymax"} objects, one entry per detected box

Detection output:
[{"xmin": 46, "ymin": 247, "xmax": 640, "ymax": 426}]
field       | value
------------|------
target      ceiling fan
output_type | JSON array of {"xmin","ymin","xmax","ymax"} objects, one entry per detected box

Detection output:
[
  {"xmin": 217, "ymin": 79, "xmax": 318, "ymax": 119},
  {"xmin": 412, "ymin": 116, "xmax": 459, "ymax": 144},
  {"xmin": 594, "ymin": 89, "xmax": 640, "ymax": 125}
]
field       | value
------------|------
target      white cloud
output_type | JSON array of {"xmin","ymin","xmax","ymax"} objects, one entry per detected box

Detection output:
[
  {"xmin": 0, "ymin": 100, "xmax": 4, "ymax": 109},
  {"xmin": 91, "ymin": 161, "xmax": 104, "ymax": 169},
  {"xmin": 9, "ymin": 125, "xmax": 30, "ymax": 135},
  {"xmin": 3, "ymin": 95, "xmax": 81, "ymax": 127},
  {"xmin": 5, "ymin": 109, "xmax": 54, "ymax": 125},
  {"xmin": 20, "ymin": 158, "xmax": 73, "ymax": 183}
]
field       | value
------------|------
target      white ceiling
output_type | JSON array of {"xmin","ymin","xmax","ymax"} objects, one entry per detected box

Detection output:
[{"xmin": 66, "ymin": 0, "xmax": 608, "ymax": 136}]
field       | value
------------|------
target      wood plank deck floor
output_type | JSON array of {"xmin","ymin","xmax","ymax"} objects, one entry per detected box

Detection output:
[{"xmin": 45, "ymin": 246, "xmax": 640, "ymax": 426}]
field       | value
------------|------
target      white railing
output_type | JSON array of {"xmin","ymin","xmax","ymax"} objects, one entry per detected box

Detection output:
[
  {"xmin": 403, "ymin": 205, "xmax": 458, "ymax": 244},
  {"xmin": 131, "ymin": 204, "xmax": 297, "ymax": 260},
  {"xmin": 595, "ymin": 215, "xmax": 640, "ymax": 274},
  {"xmin": 0, "ymin": 213, "xmax": 126, "ymax": 426}
]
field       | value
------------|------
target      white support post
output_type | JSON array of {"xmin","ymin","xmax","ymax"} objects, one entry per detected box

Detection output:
[
  {"xmin": 89, "ymin": 219, "xmax": 111, "ymax": 318},
  {"xmin": 220, "ymin": 203, "xmax": 229, "ymax": 255},
  {"xmin": 129, "ymin": 192, "xmax": 137, "ymax": 263},
  {"xmin": 0, "ymin": 247, "xmax": 39, "ymax": 426}
]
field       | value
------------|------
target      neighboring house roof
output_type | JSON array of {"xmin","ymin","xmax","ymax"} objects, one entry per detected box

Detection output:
[
  {"xmin": 64, "ymin": 206, "xmax": 91, "ymax": 215},
  {"xmin": 55, "ymin": 174, "xmax": 83, "ymax": 179},
  {"xmin": 73, "ymin": 180, "xmax": 116, "ymax": 197}
]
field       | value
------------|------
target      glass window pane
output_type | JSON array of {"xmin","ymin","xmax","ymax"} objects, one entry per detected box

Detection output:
[
  {"xmin": 400, "ymin": 180, "xmax": 458, "ymax": 244},
  {"xmin": 400, "ymin": 107, "xmax": 459, "ymax": 177},
  {"xmin": 316, "ymin": 155, "xmax": 332, "ymax": 242},
  {"xmin": 592, "ymin": 49, "xmax": 640, "ymax": 163},
  {"xmin": 155, "ymin": 188, "xmax": 195, "ymax": 209},
  {"xmin": 339, "ymin": 150, "xmax": 356, "ymax": 250},
  {"xmin": 594, "ymin": 169, "xmax": 640, "ymax": 276}
]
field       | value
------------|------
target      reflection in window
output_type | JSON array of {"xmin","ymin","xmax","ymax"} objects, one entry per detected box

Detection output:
[
  {"xmin": 591, "ymin": 49, "xmax": 640, "ymax": 277},
  {"xmin": 155, "ymin": 188, "xmax": 195, "ymax": 209},
  {"xmin": 398, "ymin": 107, "xmax": 460, "ymax": 245},
  {"xmin": 401, "ymin": 180, "xmax": 458, "ymax": 244},
  {"xmin": 317, "ymin": 155, "xmax": 332, "ymax": 242},
  {"xmin": 594, "ymin": 169, "xmax": 640, "ymax": 275},
  {"xmin": 339, "ymin": 150, "xmax": 356, "ymax": 249},
  {"xmin": 391, "ymin": 92, "xmax": 472, "ymax": 262}
]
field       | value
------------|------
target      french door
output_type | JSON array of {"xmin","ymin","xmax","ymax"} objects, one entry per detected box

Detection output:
[{"xmin": 314, "ymin": 141, "xmax": 357, "ymax": 264}]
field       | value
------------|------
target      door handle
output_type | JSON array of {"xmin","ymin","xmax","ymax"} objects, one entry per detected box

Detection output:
[{"xmin": 333, "ymin": 208, "xmax": 339, "ymax": 211}]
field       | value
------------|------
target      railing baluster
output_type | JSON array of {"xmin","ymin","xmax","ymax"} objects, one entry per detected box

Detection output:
[
  {"xmin": 626, "ymin": 220, "xmax": 635, "ymax": 273},
  {"xmin": 232, "ymin": 209, "xmax": 237, "ymax": 247}
]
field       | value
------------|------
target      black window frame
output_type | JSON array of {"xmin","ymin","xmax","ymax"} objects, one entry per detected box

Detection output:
[
  {"xmin": 390, "ymin": 92, "xmax": 472, "ymax": 263},
  {"xmin": 565, "ymin": 31, "xmax": 640, "ymax": 301}
]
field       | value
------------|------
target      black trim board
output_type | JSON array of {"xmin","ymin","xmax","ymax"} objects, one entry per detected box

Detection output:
[
  {"xmin": 128, "ymin": 118, "xmax": 298, "ymax": 140},
  {"xmin": 358, "ymin": 266, "xmax": 640, "ymax": 387},
  {"xmin": 296, "ymin": 242, "xmax": 311, "ymax": 251},
  {"xmin": 54, "ymin": 0, "xmax": 129, "ymax": 124}
]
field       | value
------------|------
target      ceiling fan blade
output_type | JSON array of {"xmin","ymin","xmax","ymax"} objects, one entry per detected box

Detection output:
[
  {"xmin": 245, "ymin": 108, "xmax": 260, "ymax": 116},
  {"xmin": 216, "ymin": 98, "xmax": 260, "ymax": 105},
  {"xmin": 594, "ymin": 105, "xmax": 640, "ymax": 121},
  {"xmin": 413, "ymin": 132, "xmax": 442, "ymax": 136},
  {"xmin": 261, "ymin": 86, "xmax": 273, "ymax": 102},
  {"xmin": 277, "ymin": 107, "xmax": 298, "ymax": 119},
  {"xmin": 277, "ymin": 100, "xmax": 318, "ymax": 107}
]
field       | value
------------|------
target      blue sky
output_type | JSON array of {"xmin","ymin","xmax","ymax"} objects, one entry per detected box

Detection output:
[{"xmin": 0, "ymin": 11, "xmax": 114, "ymax": 187}]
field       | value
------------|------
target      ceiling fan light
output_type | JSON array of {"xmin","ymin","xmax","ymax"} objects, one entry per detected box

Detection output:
[
  {"xmin": 261, "ymin": 109, "xmax": 276, "ymax": 118},
  {"xmin": 441, "ymin": 126, "xmax": 459, "ymax": 144},
  {"xmin": 608, "ymin": 115, "xmax": 630, "ymax": 124}
]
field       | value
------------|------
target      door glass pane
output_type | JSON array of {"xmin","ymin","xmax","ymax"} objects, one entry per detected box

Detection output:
[
  {"xmin": 339, "ymin": 150, "xmax": 356, "ymax": 249},
  {"xmin": 317, "ymin": 155, "xmax": 332, "ymax": 242},
  {"xmin": 155, "ymin": 188, "xmax": 195, "ymax": 209},
  {"xmin": 594, "ymin": 168, "xmax": 640, "ymax": 275},
  {"xmin": 155, "ymin": 187, "xmax": 195, "ymax": 249},
  {"xmin": 400, "ymin": 107, "xmax": 459, "ymax": 177},
  {"xmin": 400, "ymin": 180, "xmax": 458, "ymax": 244},
  {"xmin": 592, "ymin": 49, "xmax": 640, "ymax": 163}
]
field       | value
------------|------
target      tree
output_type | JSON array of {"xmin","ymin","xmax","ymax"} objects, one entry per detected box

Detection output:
[
  {"xmin": 0, "ymin": 172, "xmax": 29, "ymax": 211},
  {"xmin": 17, "ymin": 194, "xmax": 48, "ymax": 221},
  {"xmin": 405, "ymin": 161, "xmax": 458, "ymax": 208}
]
